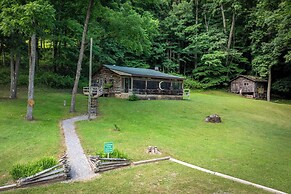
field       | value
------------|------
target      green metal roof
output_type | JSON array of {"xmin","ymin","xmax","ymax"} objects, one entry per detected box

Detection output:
[{"xmin": 104, "ymin": 65, "xmax": 184, "ymax": 80}]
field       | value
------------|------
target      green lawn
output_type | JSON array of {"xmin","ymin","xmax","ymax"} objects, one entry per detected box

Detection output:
[
  {"xmin": 76, "ymin": 91, "xmax": 291, "ymax": 193},
  {"xmin": 0, "ymin": 87, "xmax": 290, "ymax": 193},
  {"xmin": 5, "ymin": 162, "xmax": 265, "ymax": 194},
  {"xmin": 0, "ymin": 86, "xmax": 87, "ymax": 185}
]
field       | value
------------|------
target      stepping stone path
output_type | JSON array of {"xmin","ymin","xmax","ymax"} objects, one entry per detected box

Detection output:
[{"xmin": 62, "ymin": 115, "xmax": 96, "ymax": 181}]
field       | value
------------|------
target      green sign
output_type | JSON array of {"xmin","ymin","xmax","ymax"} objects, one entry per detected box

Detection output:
[{"xmin": 104, "ymin": 142, "xmax": 114, "ymax": 154}]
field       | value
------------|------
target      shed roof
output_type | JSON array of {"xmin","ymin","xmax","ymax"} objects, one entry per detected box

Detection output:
[
  {"xmin": 104, "ymin": 65, "xmax": 184, "ymax": 80},
  {"xmin": 231, "ymin": 75, "xmax": 267, "ymax": 83}
]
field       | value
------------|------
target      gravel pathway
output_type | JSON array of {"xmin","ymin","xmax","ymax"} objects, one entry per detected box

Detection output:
[{"xmin": 62, "ymin": 115, "xmax": 96, "ymax": 181}]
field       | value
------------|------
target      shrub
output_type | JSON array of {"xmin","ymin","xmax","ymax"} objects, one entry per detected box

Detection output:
[
  {"xmin": 10, "ymin": 157, "xmax": 57, "ymax": 180},
  {"xmin": 103, "ymin": 83, "xmax": 113, "ymax": 89},
  {"xmin": 0, "ymin": 68, "xmax": 10, "ymax": 84},
  {"xmin": 272, "ymin": 77, "xmax": 291, "ymax": 97},
  {"xmin": 96, "ymin": 149, "xmax": 129, "ymax": 160},
  {"xmin": 183, "ymin": 77, "xmax": 205, "ymax": 89},
  {"xmin": 36, "ymin": 72, "xmax": 74, "ymax": 88},
  {"xmin": 18, "ymin": 74, "xmax": 29, "ymax": 85},
  {"xmin": 128, "ymin": 93, "xmax": 139, "ymax": 101}
]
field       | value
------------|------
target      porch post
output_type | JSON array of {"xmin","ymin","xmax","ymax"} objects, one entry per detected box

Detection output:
[{"xmin": 131, "ymin": 77, "xmax": 133, "ymax": 94}]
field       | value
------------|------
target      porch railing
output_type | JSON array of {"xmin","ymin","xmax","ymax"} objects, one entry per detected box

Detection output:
[
  {"xmin": 131, "ymin": 89, "xmax": 183, "ymax": 96},
  {"xmin": 83, "ymin": 86, "xmax": 103, "ymax": 97}
]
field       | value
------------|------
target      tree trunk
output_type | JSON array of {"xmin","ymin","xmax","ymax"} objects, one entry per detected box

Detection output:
[
  {"xmin": 9, "ymin": 51, "xmax": 20, "ymax": 99},
  {"xmin": 267, "ymin": 66, "xmax": 271, "ymax": 102},
  {"xmin": 204, "ymin": 14, "xmax": 209, "ymax": 32},
  {"xmin": 10, "ymin": 51, "xmax": 15, "ymax": 97},
  {"xmin": 195, "ymin": 0, "xmax": 198, "ymax": 25},
  {"xmin": 221, "ymin": 4, "xmax": 227, "ymax": 34},
  {"xmin": 70, "ymin": 0, "xmax": 94, "ymax": 113},
  {"xmin": 227, "ymin": 13, "xmax": 235, "ymax": 50},
  {"xmin": 1, "ymin": 41, "xmax": 5, "ymax": 66},
  {"xmin": 53, "ymin": 40, "xmax": 58, "ymax": 73},
  {"xmin": 226, "ymin": 13, "xmax": 235, "ymax": 77},
  {"xmin": 26, "ymin": 33, "xmax": 37, "ymax": 121},
  {"xmin": 194, "ymin": 0, "xmax": 199, "ymax": 69},
  {"xmin": 36, "ymin": 37, "xmax": 39, "ymax": 72}
]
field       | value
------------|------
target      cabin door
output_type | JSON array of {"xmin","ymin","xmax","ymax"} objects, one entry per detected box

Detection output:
[{"xmin": 123, "ymin": 78, "xmax": 131, "ymax": 93}]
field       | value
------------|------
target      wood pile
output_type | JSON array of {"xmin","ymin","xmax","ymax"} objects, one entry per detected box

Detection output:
[
  {"xmin": 0, "ymin": 154, "xmax": 70, "ymax": 192},
  {"xmin": 88, "ymin": 156, "xmax": 131, "ymax": 173}
]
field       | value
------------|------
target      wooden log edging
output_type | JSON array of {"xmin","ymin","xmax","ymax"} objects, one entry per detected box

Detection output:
[
  {"xmin": 0, "ymin": 154, "xmax": 70, "ymax": 192},
  {"xmin": 88, "ymin": 156, "xmax": 131, "ymax": 173},
  {"xmin": 88, "ymin": 156, "xmax": 171, "ymax": 173},
  {"xmin": 169, "ymin": 158, "xmax": 287, "ymax": 194},
  {"xmin": 0, "ymin": 184, "xmax": 17, "ymax": 192}
]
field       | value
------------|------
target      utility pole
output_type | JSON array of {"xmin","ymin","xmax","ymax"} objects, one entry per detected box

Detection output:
[{"xmin": 88, "ymin": 38, "xmax": 93, "ymax": 120}]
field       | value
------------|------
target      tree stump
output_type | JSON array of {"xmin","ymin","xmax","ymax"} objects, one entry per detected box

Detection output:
[
  {"xmin": 147, "ymin": 146, "xmax": 161, "ymax": 154},
  {"xmin": 205, "ymin": 114, "xmax": 222, "ymax": 123}
]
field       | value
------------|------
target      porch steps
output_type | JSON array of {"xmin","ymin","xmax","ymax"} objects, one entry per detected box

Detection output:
[
  {"xmin": 90, "ymin": 98, "xmax": 97, "ymax": 115},
  {"xmin": 83, "ymin": 86, "xmax": 103, "ymax": 115}
]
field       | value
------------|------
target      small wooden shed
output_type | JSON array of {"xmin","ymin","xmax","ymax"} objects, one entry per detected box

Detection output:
[
  {"xmin": 91, "ymin": 65, "xmax": 184, "ymax": 100},
  {"xmin": 230, "ymin": 75, "xmax": 267, "ymax": 99}
]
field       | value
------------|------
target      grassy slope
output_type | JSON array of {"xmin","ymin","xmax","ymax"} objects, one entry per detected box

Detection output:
[
  {"xmin": 0, "ymin": 88, "xmax": 290, "ymax": 193},
  {"xmin": 6, "ymin": 162, "xmax": 265, "ymax": 194},
  {"xmin": 0, "ymin": 87, "xmax": 87, "ymax": 185},
  {"xmin": 76, "ymin": 91, "xmax": 291, "ymax": 193}
]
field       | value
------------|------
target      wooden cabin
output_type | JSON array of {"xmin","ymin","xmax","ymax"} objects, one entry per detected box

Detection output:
[
  {"xmin": 230, "ymin": 75, "xmax": 267, "ymax": 99},
  {"xmin": 91, "ymin": 65, "xmax": 184, "ymax": 100}
]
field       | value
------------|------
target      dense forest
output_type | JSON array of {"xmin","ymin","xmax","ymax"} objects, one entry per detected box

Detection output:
[{"xmin": 1, "ymin": 0, "xmax": 291, "ymax": 99}]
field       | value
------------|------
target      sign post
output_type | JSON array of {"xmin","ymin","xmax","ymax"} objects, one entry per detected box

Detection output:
[{"xmin": 104, "ymin": 142, "xmax": 114, "ymax": 158}]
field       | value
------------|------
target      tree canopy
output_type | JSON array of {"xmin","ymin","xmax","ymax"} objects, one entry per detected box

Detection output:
[{"xmin": 0, "ymin": 0, "xmax": 290, "ymax": 98}]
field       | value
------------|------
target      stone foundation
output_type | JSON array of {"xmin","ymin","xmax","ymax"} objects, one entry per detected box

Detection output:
[{"xmin": 115, "ymin": 93, "xmax": 183, "ymax": 100}]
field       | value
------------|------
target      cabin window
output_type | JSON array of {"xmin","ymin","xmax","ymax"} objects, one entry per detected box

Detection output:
[
  {"xmin": 147, "ymin": 81, "xmax": 159, "ymax": 89},
  {"xmin": 160, "ymin": 82, "xmax": 171, "ymax": 90},
  {"xmin": 123, "ymin": 78, "xmax": 131, "ymax": 93},
  {"xmin": 172, "ymin": 82, "xmax": 182, "ymax": 90},
  {"xmin": 92, "ymin": 79, "xmax": 102, "ymax": 86},
  {"xmin": 133, "ymin": 80, "xmax": 146, "ymax": 89},
  {"xmin": 244, "ymin": 82, "xmax": 249, "ymax": 86}
]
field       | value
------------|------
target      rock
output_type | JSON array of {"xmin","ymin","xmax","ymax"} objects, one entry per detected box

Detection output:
[{"xmin": 205, "ymin": 114, "xmax": 221, "ymax": 123}]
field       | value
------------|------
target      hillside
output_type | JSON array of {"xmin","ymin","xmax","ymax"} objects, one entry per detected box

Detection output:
[{"xmin": 0, "ymin": 88, "xmax": 290, "ymax": 193}]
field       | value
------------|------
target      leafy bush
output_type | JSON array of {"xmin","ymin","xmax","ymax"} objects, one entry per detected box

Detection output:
[
  {"xmin": 10, "ymin": 157, "xmax": 57, "ymax": 180},
  {"xmin": 272, "ymin": 77, "xmax": 291, "ymax": 96},
  {"xmin": 183, "ymin": 77, "xmax": 205, "ymax": 89},
  {"xmin": 96, "ymin": 149, "xmax": 129, "ymax": 160},
  {"xmin": 36, "ymin": 72, "xmax": 74, "ymax": 88},
  {"xmin": 18, "ymin": 74, "xmax": 28, "ymax": 85},
  {"xmin": 103, "ymin": 83, "xmax": 113, "ymax": 89},
  {"xmin": 128, "ymin": 93, "xmax": 139, "ymax": 101},
  {"xmin": 0, "ymin": 68, "xmax": 10, "ymax": 84}
]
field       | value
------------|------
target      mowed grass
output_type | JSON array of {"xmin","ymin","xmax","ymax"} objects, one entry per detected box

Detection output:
[
  {"xmin": 5, "ymin": 162, "xmax": 265, "ymax": 194},
  {"xmin": 76, "ymin": 91, "xmax": 291, "ymax": 193},
  {"xmin": 0, "ymin": 87, "xmax": 290, "ymax": 193},
  {"xmin": 0, "ymin": 86, "xmax": 87, "ymax": 185}
]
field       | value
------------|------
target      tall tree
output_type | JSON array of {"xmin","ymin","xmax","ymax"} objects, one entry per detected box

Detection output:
[
  {"xmin": 9, "ymin": 49, "xmax": 20, "ymax": 99},
  {"xmin": 0, "ymin": 1, "xmax": 23, "ymax": 99},
  {"xmin": 70, "ymin": 0, "xmax": 94, "ymax": 113},
  {"xmin": 250, "ymin": 0, "xmax": 291, "ymax": 101},
  {"xmin": 23, "ymin": 1, "xmax": 55, "ymax": 120},
  {"xmin": 0, "ymin": 0, "xmax": 55, "ymax": 119}
]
